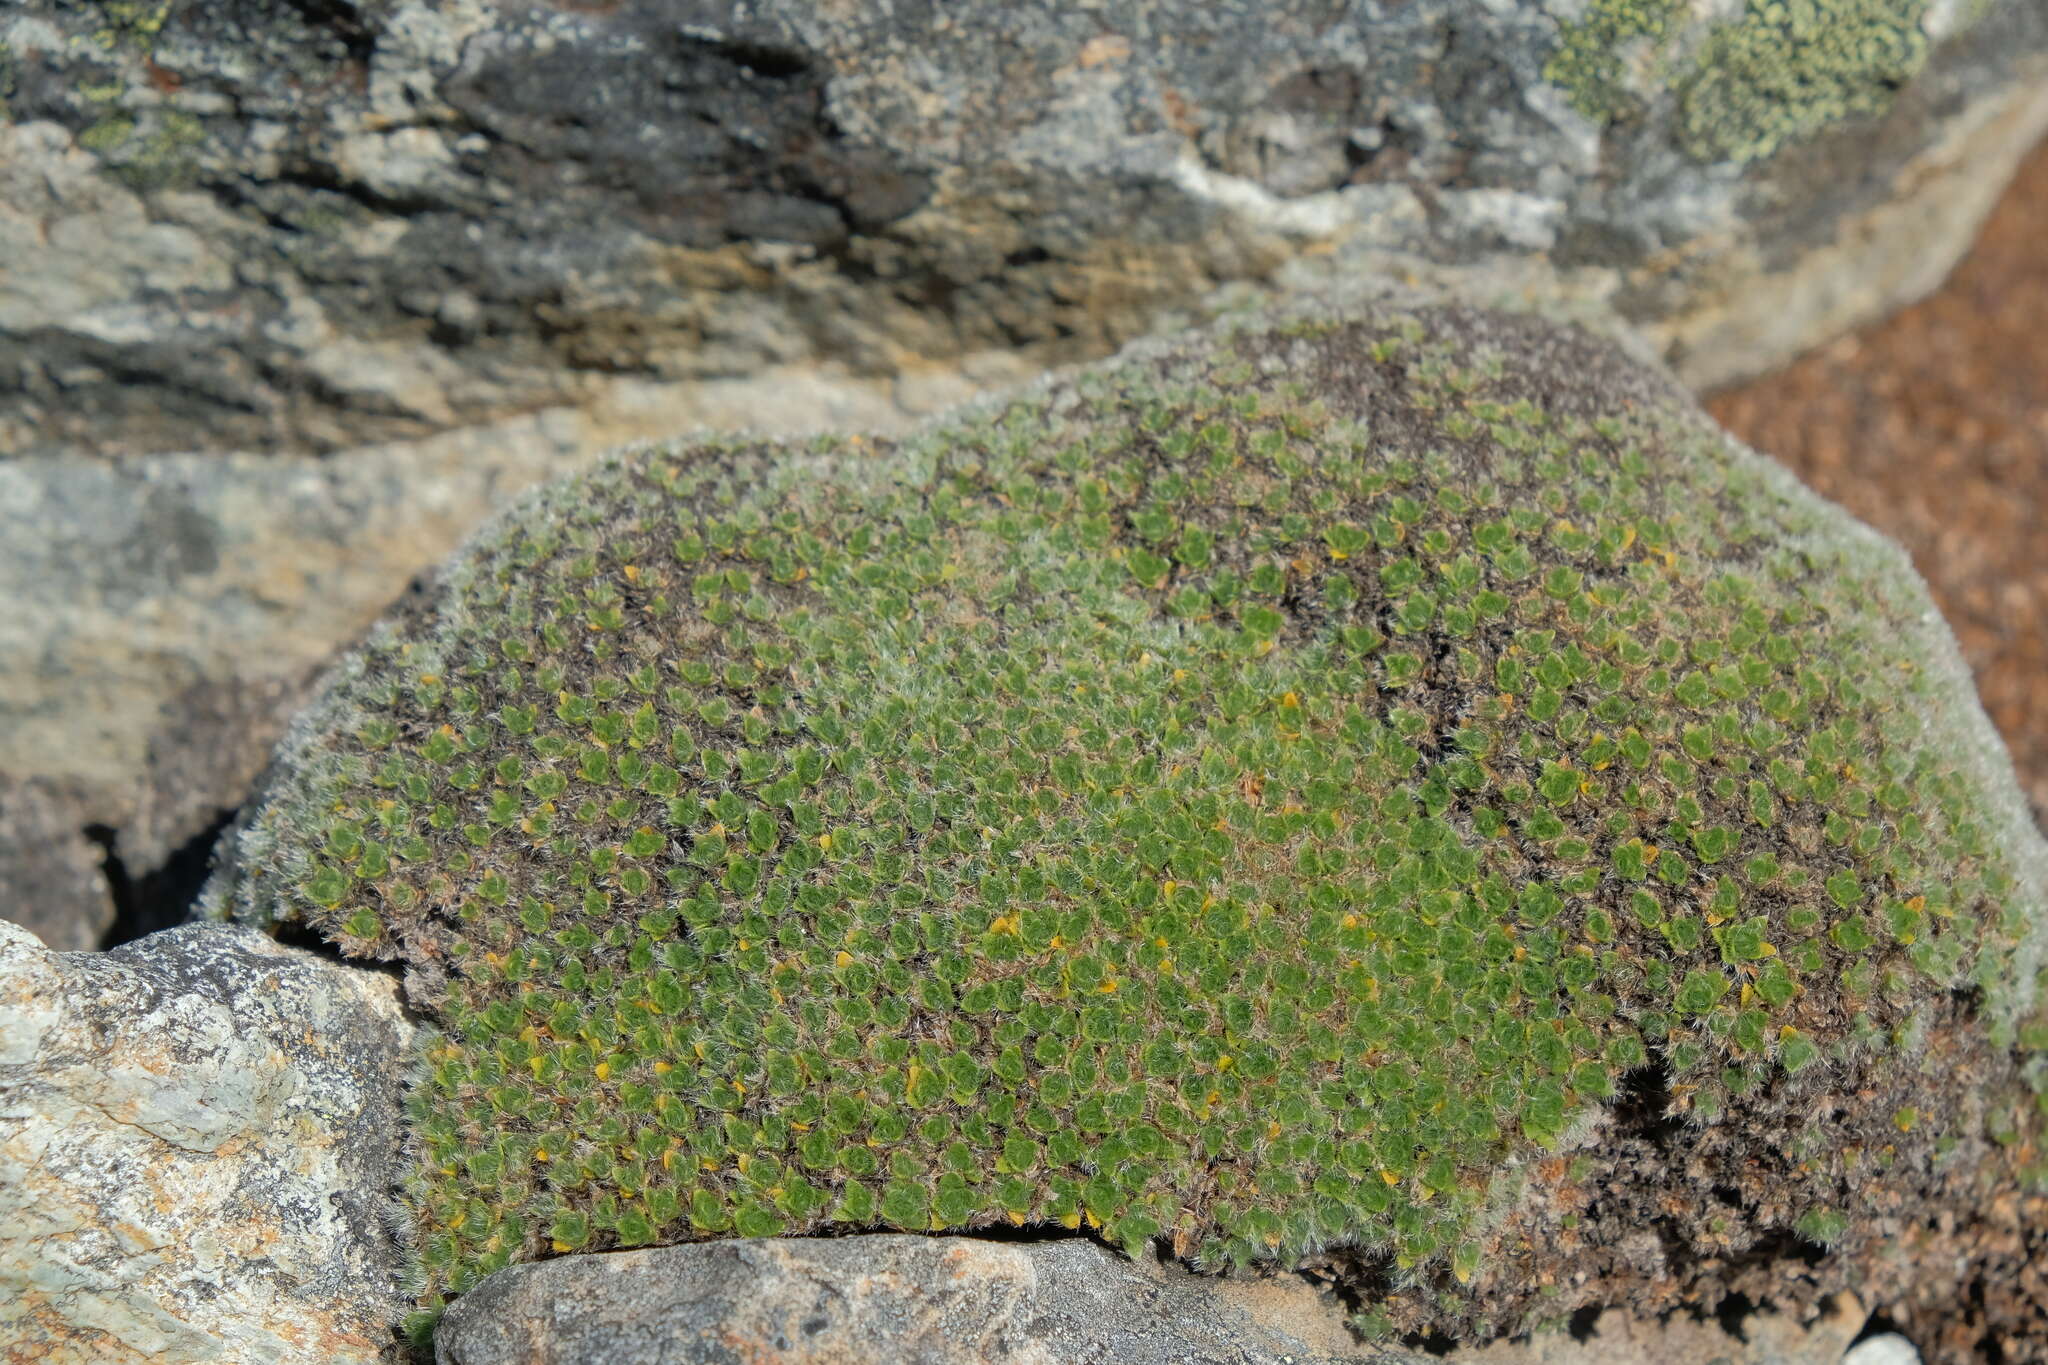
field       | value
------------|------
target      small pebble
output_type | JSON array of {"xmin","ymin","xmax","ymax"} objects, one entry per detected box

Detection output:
[{"xmin": 1843, "ymin": 1334, "xmax": 1921, "ymax": 1365}]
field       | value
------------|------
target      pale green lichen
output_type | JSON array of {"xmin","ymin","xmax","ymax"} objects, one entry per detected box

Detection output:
[
  {"xmin": 70, "ymin": 99, "xmax": 212, "ymax": 193},
  {"xmin": 7, "ymin": 0, "xmax": 178, "ymax": 124},
  {"xmin": 73, "ymin": 79, "xmax": 128, "ymax": 105},
  {"xmin": 98, "ymin": 109, "xmax": 208, "ymax": 192},
  {"xmin": 87, "ymin": 0, "xmax": 176, "ymax": 54},
  {"xmin": 1676, "ymin": 0, "xmax": 1929, "ymax": 164},
  {"xmin": 1542, "ymin": 0, "xmax": 1686, "ymax": 128},
  {"xmin": 76, "ymin": 115, "xmax": 137, "ymax": 154},
  {"xmin": 1548, "ymin": 0, "xmax": 1933, "ymax": 165},
  {"xmin": 214, "ymin": 296, "xmax": 2048, "ymax": 1349}
]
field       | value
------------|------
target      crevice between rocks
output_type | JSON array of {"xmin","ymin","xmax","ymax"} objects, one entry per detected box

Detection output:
[
  {"xmin": 84, "ymin": 808, "xmax": 414, "ymax": 1008},
  {"xmin": 89, "ymin": 809, "xmax": 238, "ymax": 950}
]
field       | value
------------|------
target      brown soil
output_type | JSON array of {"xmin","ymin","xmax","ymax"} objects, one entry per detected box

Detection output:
[{"xmin": 1709, "ymin": 136, "xmax": 2048, "ymax": 831}]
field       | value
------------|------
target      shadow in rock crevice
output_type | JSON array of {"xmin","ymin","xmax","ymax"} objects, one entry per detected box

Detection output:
[{"xmin": 89, "ymin": 809, "xmax": 237, "ymax": 950}]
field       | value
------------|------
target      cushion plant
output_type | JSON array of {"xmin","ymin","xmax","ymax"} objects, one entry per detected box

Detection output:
[{"xmin": 210, "ymin": 295, "xmax": 2048, "ymax": 1348}]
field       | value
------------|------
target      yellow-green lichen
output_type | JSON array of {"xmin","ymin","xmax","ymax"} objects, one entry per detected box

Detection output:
[
  {"xmin": 88, "ymin": 0, "xmax": 176, "ymax": 54},
  {"xmin": 218, "ymin": 299, "xmax": 2048, "ymax": 1345},
  {"xmin": 1542, "ymin": 0, "xmax": 1686, "ymax": 127},
  {"xmin": 1676, "ymin": 0, "xmax": 1929, "ymax": 164},
  {"xmin": 98, "ymin": 109, "xmax": 208, "ymax": 192},
  {"xmin": 77, "ymin": 115, "xmax": 138, "ymax": 154},
  {"xmin": 1548, "ymin": 0, "xmax": 1933, "ymax": 165}
]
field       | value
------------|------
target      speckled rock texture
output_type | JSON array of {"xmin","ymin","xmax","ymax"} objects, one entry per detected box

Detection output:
[
  {"xmin": 1453, "ymin": 1294, "xmax": 1877, "ymax": 1365},
  {"xmin": 3, "ymin": 0, "xmax": 2045, "ymax": 464},
  {"xmin": 0, "ymin": 919, "xmax": 414, "ymax": 1365},
  {"xmin": 430, "ymin": 1234, "xmax": 1430, "ymax": 1365},
  {"xmin": 1845, "ymin": 1337, "xmax": 1925, "ymax": 1365},
  {"xmin": 430, "ymin": 1239, "xmax": 1897, "ymax": 1365}
]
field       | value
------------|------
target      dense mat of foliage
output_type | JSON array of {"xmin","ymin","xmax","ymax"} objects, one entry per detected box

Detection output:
[{"xmin": 217, "ymin": 301, "xmax": 2048, "ymax": 1342}]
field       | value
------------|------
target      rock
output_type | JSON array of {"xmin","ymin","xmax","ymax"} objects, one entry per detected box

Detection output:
[
  {"xmin": 1843, "ymin": 1335, "xmax": 1923, "ymax": 1365},
  {"xmin": 0, "ymin": 919, "xmax": 414, "ymax": 1365},
  {"xmin": 436, "ymin": 1249, "xmax": 1888, "ymax": 1365},
  {"xmin": 1450, "ymin": 1294, "xmax": 1871, "ymax": 1365},
  {"xmin": 431, "ymin": 1234, "xmax": 1427, "ymax": 1365},
  {"xmin": 0, "ymin": 775, "xmax": 113, "ymax": 952},
  {"xmin": 0, "ymin": 429, "xmax": 562, "ymax": 953},
  {"xmin": 4, "ymin": 0, "xmax": 2046, "ymax": 462}
]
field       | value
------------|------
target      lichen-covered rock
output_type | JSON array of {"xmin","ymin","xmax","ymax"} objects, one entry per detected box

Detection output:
[
  {"xmin": 4, "ymin": 0, "xmax": 2046, "ymax": 460},
  {"xmin": 210, "ymin": 294, "xmax": 2048, "ymax": 1351},
  {"xmin": 0, "ymin": 919, "xmax": 414, "ymax": 1365},
  {"xmin": 1549, "ymin": 0, "xmax": 1931, "ymax": 166},
  {"xmin": 431, "ymin": 1234, "xmax": 1429, "ymax": 1365},
  {"xmin": 1845, "ymin": 1337, "xmax": 1924, "ymax": 1365}
]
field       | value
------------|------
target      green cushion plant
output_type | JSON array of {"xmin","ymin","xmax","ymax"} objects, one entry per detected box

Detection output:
[{"xmin": 211, "ymin": 295, "xmax": 2048, "ymax": 1348}]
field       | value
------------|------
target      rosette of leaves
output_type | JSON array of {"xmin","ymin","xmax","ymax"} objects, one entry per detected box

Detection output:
[{"xmin": 213, "ymin": 297, "xmax": 2048, "ymax": 1347}]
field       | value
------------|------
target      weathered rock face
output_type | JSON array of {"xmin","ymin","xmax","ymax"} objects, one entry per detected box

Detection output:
[
  {"xmin": 0, "ymin": 775, "xmax": 113, "ymax": 952},
  {"xmin": 1455, "ymin": 1297, "xmax": 1876, "ymax": 1365},
  {"xmin": 0, "ymin": 919, "xmax": 414, "ymax": 1365},
  {"xmin": 430, "ymin": 1234, "xmax": 1427, "ymax": 1365},
  {"xmin": 4, "ymin": 0, "xmax": 2046, "ymax": 463},
  {"xmin": 429, "ymin": 1237, "xmax": 1893, "ymax": 1365}
]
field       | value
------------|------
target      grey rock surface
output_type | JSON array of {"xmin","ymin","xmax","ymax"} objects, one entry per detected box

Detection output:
[
  {"xmin": 432, "ymin": 1234, "xmax": 1428, "ymax": 1365},
  {"xmin": 3, "ymin": 0, "xmax": 2045, "ymax": 464},
  {"xmin": 0, "ymin": 774, "xmax": 113, "ymax": 952},
  {"xmin": 0, "ymin": 918, "xmax": 415, "ymax": 1364},
  {"xmin": 0, "ymin": 428, "xmax": 573, "ymax": 952},
  {"xmin": 430, "ymin": 1236, "xmax": 1896, "ymax": 1365}
]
